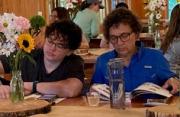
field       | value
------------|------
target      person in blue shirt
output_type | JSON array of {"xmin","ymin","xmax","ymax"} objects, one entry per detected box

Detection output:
[{"xmin": 91, "ymin": 8, "xmax": 179, "ymax": 95}]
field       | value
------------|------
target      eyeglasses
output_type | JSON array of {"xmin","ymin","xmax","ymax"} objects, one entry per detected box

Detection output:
[
  {"xmin": 109, "ymin": 32, "xmax": 133, "ymax": 43},
  {"xmin": 47, "ymin": 37, "xmax": 68, "ymax": 49}
]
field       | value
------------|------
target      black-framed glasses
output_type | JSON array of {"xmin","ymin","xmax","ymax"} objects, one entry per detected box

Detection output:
[
  {"xmin": 109, "ymin": 32, "xmax": 133, "ymax": 43},
  {"xmin": 46, "ymin": 37, "xmax": 68, "ymax": 49}
]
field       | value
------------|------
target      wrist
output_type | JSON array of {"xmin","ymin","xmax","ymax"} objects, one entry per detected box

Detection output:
[{"xmin": 32, "ymin": 81, "xmax": 39, "ymax": 93}]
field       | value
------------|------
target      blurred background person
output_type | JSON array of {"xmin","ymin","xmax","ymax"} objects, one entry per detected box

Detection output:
[
  {"xmin": 74, "ymin": 0, "xmax": 104, "ymax": 43},
  {"xmin": 49, "ymin": 7, "xmax": 70, "ymax": 24},
  {"xmin": 115, "ymin": 2, "xmax": 129, "ymax": 9},
  {"xmin": 161, "ymin": 4, "xmax": 180, "ymax": 77},
  {"xmin": 161, "ymin": 4, "xmax": 180, "ymax": 65}
]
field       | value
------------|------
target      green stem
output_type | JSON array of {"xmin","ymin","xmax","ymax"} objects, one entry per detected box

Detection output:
[{"xmin": 14, "ymin": 50, "xmax": 22, "ymax": 71}]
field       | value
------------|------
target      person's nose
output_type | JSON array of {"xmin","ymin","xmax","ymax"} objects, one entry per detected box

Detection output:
[{"xmin": 50, "ymin": 43, "xmax": 57, "ymax": 50}]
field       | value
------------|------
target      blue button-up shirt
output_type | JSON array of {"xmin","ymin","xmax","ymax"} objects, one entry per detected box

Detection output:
[{"xmin": 91, "ymin": 47, "xmax": 176, "ymax": 92}]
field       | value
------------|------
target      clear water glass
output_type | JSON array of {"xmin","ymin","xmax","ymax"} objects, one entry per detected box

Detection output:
[
  {"xmin": 86, "ymin": 91, "xmax": 100, "ymax": 107},
  {"xmin": 108, "ymin": 58, "xmax": 125, "ymax": 109}
]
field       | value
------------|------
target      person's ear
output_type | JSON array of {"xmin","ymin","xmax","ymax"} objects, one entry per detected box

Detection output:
[{"xmin": 134, "ymin": 33, "xmax": 140, "ymax": 41}]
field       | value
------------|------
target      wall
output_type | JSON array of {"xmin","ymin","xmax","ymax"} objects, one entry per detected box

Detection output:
[
  {"xmin": 0, "ymin": 0, "xmax": 49, "ymax": 20},
  {"xmin": 0, "ymin": 0, "xmax": 168, "ymax": 23}
]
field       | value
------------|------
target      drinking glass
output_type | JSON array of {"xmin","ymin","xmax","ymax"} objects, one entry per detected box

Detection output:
[
  {"xmin": 108, "ymin": 58, "xmax": 125, "ymax": 109},
  {"xmin": 86, "ymin": 91, "xmax": 100, "ymax": 107}
]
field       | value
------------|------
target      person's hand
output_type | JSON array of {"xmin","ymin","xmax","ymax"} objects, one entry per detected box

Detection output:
[
  {"xmin": 162, "ymin": 77, "xmax": 180, "ymax": 94},
  {"xmin": 24, "ymin": 82, "xmax": 33, "ymax": 95},
  {"xmin": 0, "ymin": 85, "xmax": 10, "ymax": 99}
]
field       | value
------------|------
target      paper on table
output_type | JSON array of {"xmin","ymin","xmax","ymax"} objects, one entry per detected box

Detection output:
[{"xmin": 25, "ymin": 94, "xmax": 41, "ymax": 99}]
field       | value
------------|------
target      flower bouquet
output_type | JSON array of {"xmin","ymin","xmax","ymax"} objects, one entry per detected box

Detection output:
[
  {"xmin": 145, "ymin": 0, "xmax": 166, "ymax": 49},
  {"xmin": 144, "ymin": 0, "xmax": 166, "ymax": 34},
  {"xmin": 66, "ymin": 0, "xmax": 84, "ymax": 20},
  {"xmin": 0, "ymin": 13, "xmax": 45, "ymax": 103}
]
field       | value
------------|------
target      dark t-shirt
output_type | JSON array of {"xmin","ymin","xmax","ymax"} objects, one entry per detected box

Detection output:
[{"xmin": 0, "ymin": 49, "xmax": 85, "ymax": 83}]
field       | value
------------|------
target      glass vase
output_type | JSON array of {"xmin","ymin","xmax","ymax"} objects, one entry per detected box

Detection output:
[
  {"xmin": 148, "ymin": 13, "xmax": 155, "ymax": 35},
  {"xmin": 154, "ymin": 29, "xmax": 161, "ymax": 49},
  {"xmin": 10, "ymin": 70, "xmax": 24, "ymax": 103}
]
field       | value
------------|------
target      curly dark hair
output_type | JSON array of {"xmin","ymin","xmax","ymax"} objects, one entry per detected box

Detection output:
[
  {"xmin": 45, "ymin": 20, "xmax": 82, "ymax": 50},
  {"xmin": 103, "ymin": 8, "xmax": 142, "ymax": 42}
]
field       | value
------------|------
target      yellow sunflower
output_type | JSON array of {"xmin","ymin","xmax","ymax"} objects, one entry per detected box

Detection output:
[{"xmin": 17, "ymin": 33, "xmax": 35, "ymax": 53}]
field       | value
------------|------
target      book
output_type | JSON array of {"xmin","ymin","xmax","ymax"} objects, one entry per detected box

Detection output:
[
  {"xmin": 91, "ymin": 82, "xmax": 172, "ymax": 101},
  {"xmin": 131, "ymin": 82, "xmax": 172, "ymax": 99}
]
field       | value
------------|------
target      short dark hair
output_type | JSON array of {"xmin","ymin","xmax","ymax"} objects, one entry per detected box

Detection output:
[
  {"xmin": 103, "ymin": 8, "xmax": 142, "ymax": 41},
  {"xmin": 45, "ymin": 20, "xmax": 82, "ymax": 50},
  {"xmin": 116, "ymin": 2, "xmax": 128, "ymax": 9},
  {"xmin": 52, "ymin": 7, "xmax": 70, "ymax": 20}
]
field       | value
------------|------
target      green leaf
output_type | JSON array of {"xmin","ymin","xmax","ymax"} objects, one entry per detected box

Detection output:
[{"xmin": 30, "ymin": 15, "xmax": 46, "ymax": 29}]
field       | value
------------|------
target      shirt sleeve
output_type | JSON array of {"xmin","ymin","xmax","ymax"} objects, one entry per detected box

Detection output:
[
  {"xmin": 90, "ymin": 13, "xmax": 99, "ymax": 38},
  {"xmin": 156, "ymin": 51, "xmax": 176, "ymax": 82},
  {"xmin": 64, "ymin": 56, "xmax": 85, "ymax": 84},
  {"xmin": 0, "ymin": 55, "xmax": 11, "ymax": 73}
]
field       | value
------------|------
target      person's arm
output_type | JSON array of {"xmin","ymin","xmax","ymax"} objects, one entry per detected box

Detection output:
[
  {"xmin": 162, "ymin": 77, "xmax": 180, "ymax": 94},
  {"xmin": 0, "ymin": 85, "xmax": 10, "ymax": 99},
  {"xmin": 155, "ymin": 51, "xmax": 179, "ymax": 94},
  {"xmin": 24, "ymin": 78, "xmax": 83, "ymax": 97},
  {"xmin": 79, "ymin": 34, "xmax": 89, "ymax": 49},
  {"xmin": 90, "ymin": 14, "xmax": 99, "ymax": 38}
]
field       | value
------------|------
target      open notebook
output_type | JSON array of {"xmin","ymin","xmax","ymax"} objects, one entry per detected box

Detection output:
[
  {"xmin": 91, "ymin": 82, "xmax": 172, "ymax": 101},
  {"xmin": 131, "ymin": 82, "xmax": 172, "ymax": 99}
]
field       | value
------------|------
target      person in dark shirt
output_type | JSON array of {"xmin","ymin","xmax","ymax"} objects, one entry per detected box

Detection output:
[{"xmin": 0, "ymin": 20, "xmax": 85, "ymax": 98}]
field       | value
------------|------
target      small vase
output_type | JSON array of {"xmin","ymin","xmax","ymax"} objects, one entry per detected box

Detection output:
[
  {"xmin": 154, "ymin": 29, "xmax": 161, "ymax": 49},
  {"xmin": 10, "ymin": 70, "xmax": 24, "ymax": 103},
  {"xmin": 148, "ymin": 13, "xmax": 155, "ymax": 35}
]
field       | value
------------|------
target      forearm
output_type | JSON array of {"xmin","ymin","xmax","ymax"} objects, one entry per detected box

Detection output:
[{"xmin": 36, "ymin": 78, "xmax": 83, "ymax": 97}]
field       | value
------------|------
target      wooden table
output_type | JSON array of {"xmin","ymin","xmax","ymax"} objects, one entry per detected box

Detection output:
[
  {"xmin": 0, "ymin": 96, "xmax": 177, "ymax": 117},
  {"xmin": 30, "ymin": 97, "xmax": 179, "ymax": 117},
  {"xmin": 79, "ymin": 48, "xmax": 112, "ymax": 64},
  {"xmin": 30, "ymin": 96, "xmax": 146, "ymax": 117}
]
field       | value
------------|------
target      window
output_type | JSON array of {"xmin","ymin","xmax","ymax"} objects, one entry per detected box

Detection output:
[{"xmin": 168, "ymin": 0, "xmax": 179, "ymax": 18}]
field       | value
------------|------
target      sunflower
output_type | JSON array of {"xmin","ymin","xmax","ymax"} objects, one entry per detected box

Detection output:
[{"xmin": 17, "ymin": 33, "xmax": 35, "ymax": 53}]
